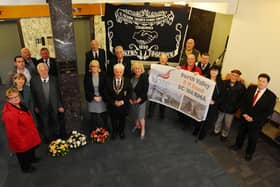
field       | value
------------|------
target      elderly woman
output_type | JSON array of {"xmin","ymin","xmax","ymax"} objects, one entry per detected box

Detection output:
[
  {"xmin": 84, "ymin": 60, "xmax": 108, "ymax": 131},
  {"xmin": 130, "ymin": 62, "xmax": 149, "ymax": 140},
  {"xmin": 2, "ymin": 88, "xmax": 41, "ymax": 173},
  {"xmin": 105, "ymin": 63, "xmax": 132, "ymax": 140}
]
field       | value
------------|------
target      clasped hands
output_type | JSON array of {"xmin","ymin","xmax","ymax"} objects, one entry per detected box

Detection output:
[{"xmin": 243, "ymin": 114, "xmax": 253, "ymax": 122}]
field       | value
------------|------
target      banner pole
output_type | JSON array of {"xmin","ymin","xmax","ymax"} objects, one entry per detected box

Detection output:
[{"xmin": 178, "ymin": 5, "xmax": 192, "ymax": 64}]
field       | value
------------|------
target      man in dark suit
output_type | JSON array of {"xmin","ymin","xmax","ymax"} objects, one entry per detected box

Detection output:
[
  {"xmin": 197, "ymin": 52, "xmax": 211, "ymax": 77},
  {"xmin": 37, "ymin": 47, "xmax": 58, "ymax": 76},
  {"xmin": 105, "ymin": 63, "xmax": 132, "ymax": 140},
  {"xmin": 231, "ymin": 73, "xmax": 276, "ymax": 161},
  {"xmin": 30, "ymin": 63, "xmax": 64, "ymax": 142},
  {"xmin": 85, "ymin": 40, "xmax": 106, "ymax": 74},
  {"xmin": 21, "ymin": 48, "xmax": 38, "ymax": 76},
  {"xmin": 107, "ymin": 45, "xmax": 131, "ymax": 78}
]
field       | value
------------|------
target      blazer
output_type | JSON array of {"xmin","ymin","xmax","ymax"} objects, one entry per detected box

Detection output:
[
  {"xmin": 107, "ymin": 56, "xmax": 131, "ymax": 78},
  {"xmin": 105, "ymin": 77, "xmax": 132, "ymax": 115},
  {"xmin": 241, "ymin": 85, "xmax": 276, "ymax": 126},
  {"xmin": 37, "ymin": 57, "xmax": 58, "ymax": 76},
  {"xmin": 85, "ymin": 48, "xmax": 106, "ymax": 74},
  {"xmin": 30, "ymin": 75, "xmax": 63, "ymax": 114},
  {"xmin": 132, "ymin": 73, "xmax": 149, "ymax": 104},
  {"xmin": 17, "ymin": 85, "xmax": 34, "ymax": 110},
  {"xmin": 84, "ymin": 72, "xmax": 107, "ymax": 102},
  {"xmin": 219, "ymin": 80, "xmax": 246, "ymax": 114},
  {"xmin": 197, "ymin": 62, "xmax": 211, "ymax": 77}
]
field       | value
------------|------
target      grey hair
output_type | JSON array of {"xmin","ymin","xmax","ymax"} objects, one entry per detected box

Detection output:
[{"xmin": 113, "ymin": 63, "xmax": 125, "ymax": 71}]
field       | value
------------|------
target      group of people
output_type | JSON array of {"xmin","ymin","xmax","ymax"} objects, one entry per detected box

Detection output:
[{"xmin": 1, "ymin": 38, "xmax": 276, "ymax": 174}]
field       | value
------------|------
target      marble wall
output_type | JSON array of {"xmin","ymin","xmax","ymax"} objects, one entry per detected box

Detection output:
[{"xmin": 20, "ymin": 17, "xmax": 55, "ymax": 59}]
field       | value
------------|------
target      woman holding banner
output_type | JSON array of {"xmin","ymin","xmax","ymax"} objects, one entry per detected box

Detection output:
[
  {"xmin": 192, "ymin": 65, "xmax": 223, "ymax": 140},
  {"xmin": 130, "ymin": 62, "xmax": 149, "ymax": 140}
]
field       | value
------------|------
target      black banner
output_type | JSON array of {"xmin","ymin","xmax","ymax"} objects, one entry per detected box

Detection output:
[{"xmin": 104, "ymin": 4, "xmax": 189, "ymax": 62}]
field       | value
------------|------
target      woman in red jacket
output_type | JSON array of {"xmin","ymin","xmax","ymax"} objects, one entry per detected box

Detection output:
[{"xmin": 2, "ymin": 87, "xmax": 41, "ymax": 173}]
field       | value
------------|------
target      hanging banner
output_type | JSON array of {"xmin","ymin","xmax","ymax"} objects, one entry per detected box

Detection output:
[
  {"xmin": 104, "ymin": 4, "xmax": 189, "ymax": 62},
  {"xmin": 148, "ymin": 64, "xmax": 216, "ymax": 121}
]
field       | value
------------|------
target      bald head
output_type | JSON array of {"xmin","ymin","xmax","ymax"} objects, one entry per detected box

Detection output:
[
  {"xmin": 20, "ymin": 48, "xmax": 31, "ymax": 59},
  {"xmin": 159, "ymin": 53, "xmax": 168, "ymax": 65},
  {"xmin": 90, "ymin": 40, "xmax": 99, "ymax": 51},
  {"xmin": 186, "ymin": 38, "xmax": 195, "ymax": 51}
]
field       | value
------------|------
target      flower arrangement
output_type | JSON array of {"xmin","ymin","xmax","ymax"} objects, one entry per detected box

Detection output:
[
  {"xmin": 90, "ymin": 128, "xmax": 110, "ymax": 143},
  {"xmin": 67, "ymin": 131, "xmax": 87, "ymax": 149},
  {"xmin": 48, "ymin": 139, "xmax": 69, "ymax": 157}
]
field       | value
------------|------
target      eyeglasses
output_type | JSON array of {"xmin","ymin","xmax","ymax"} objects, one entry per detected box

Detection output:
[{"xmin": 8, "ymin": 95, "xmax": 19, "ymax": 100}]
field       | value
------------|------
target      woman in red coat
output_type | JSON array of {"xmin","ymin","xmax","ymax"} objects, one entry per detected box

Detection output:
[{"xmin": 2, "ymin": 87, "xmax": 41, "ymax": 173}]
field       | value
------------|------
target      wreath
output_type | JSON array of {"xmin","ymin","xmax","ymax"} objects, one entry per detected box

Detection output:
[
  {"xmin": 90, "ymin": 128, "xmax": 110, "ymax": 143},
  {"xmin": 48, "ymin": 139, "xmax": 69, "ymax": 157},
  {"xmin": 67, "ymin": 131, "xmax": 87, "ymax": 149}
]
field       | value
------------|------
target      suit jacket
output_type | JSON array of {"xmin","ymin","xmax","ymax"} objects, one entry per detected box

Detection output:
[
  {"xmin": 25, "ymin": 57, "xmax": 38, "ymax": 76},
  {"xmin": 241, "ymin": 85, "xmax": 276, "ymax": 126},
  {"xmin": 30, "ymin": 75, "xmax": 63, "ymax": 114},
  {"xmin": 132, "ymin": 73, "xmax": 149, "ymax": 104},
  {"xmin": 37, "ymin": 57, "xmax": 58, "ymax": 76},
  {"xmin": 85, "ymin": 48, "xmax": 106, "ymax": 74},
  {"xmin": 107, "ymin": 56, "xmax": 131, "ymax": 78},
  {"xmin": 179, "ymin": 48, "xmax": 201, "ymax": 66},
  {"xmin": 197, "ymin": 62, "xmax": 211, "ymax": 77},
  {"xmin": 84, "ymin": 72, "xmax": 107, "ymax": 102},
  {"xmin": 105, "ymin": 77, "xmax": 132, "ymax": 115}
]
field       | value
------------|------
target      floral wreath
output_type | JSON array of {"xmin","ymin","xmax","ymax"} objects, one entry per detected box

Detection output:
[
  {"xmin": 67, "ymin": 131, "xmax": 87, "ymax": 149},
  {"xmin": 49, "ymin": 139, "xmax": 69, "ymax": 157},
  {"xmin": 90, "ymin": 128, "xmax": 110, "ymax": 143}
]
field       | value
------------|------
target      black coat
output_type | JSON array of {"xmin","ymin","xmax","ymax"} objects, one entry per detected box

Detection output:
[
  {"xmin": 105, "ymin": 77, "xmax": 132, "ymax": 115},
  {"xmin": 197, "ymin": 62, "xmax": 211, "ymax": 77},
  {"xmin": 37, "ymin": 57, "xmax": 58, "ymax": 76},
  {"xmin": 132, "ymin": 73, "xmax": 149, "ymax": 104},
  {"xmin": 84, "ymin": 72, "xmax": 107, "ymax": 102},
  {"xmin": 219, "ymin": 80, "xmax": 246, "ymax": 114},
  {"xmin": 85, "ymin": 48, "xmax": 106, "ymax": 74},
  {"xmin": 25, "ymin": 57, "xmax": 38, "ymax": 76},
  {"xmin": 241, "ymin": 85, "xmax": 276, "ymax": 126},
  {"xmin": 107, "ymin": 56, "xmax": 131, "ymax": 78}
]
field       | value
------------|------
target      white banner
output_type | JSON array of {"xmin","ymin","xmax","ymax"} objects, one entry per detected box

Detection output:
[{"xmin": 148, "ymin": 64, "xmax": 216, "ymax": 121}]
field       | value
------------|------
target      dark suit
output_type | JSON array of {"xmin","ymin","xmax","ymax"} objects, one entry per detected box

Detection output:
[
  {"xmin": 235, "ymin": 85, "xmax": 276, "ymax": 155},
  {"xmin": 85, "ymin": 48, "xmax": 106, "ymax": 74},
  {"xmin": 84, "ymin": 72, "xmax": 108, "ymax": 130},
  {"xmin": 30, "ymin": 75, "xmax": 64, "ymax": 141},
  {"xmin": 132, "ymin": 73, "xmax": 149, "ymax": 104},
  {"xmin": 197, "ymin": 62, "xmax": 211, "ymax": 77},
  {"xmin": 107, "ymin": 56, "xmax": 131, "ymax": 78},
  {"xmin": 105, "ymin": 77, "xmax": 132, "ymax": 138},
  {"xmin": 24, "ymin": 57, "xmax": 38, "ymax": 76},
  {"xmin": 37, "ymin": 58, "xmax": 58, "ymax": 76}
]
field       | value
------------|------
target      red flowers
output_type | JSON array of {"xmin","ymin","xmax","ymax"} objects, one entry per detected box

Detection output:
[{"xmin": 90, "ymin": 128, "xmax": 110, "ymax": 143}]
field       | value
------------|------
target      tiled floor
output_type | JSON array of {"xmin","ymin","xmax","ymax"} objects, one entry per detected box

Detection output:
[{"xmin": 0, "ymin": 84, "xmax": 279, "ymax": 187}]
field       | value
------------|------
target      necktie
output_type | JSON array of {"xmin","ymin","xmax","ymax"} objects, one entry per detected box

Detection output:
[
  {"xmin": 117, "ymin": 79, "xmax": 120, "ymax": 89},
  {"xmin": 252, "ymin": 89, "xmax": 260, "ymax": 106}
]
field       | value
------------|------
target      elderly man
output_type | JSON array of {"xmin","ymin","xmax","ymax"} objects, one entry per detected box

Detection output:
[
  {"xmin": 6, "ymin": 55, "xmax": 31, "ymax": 86},
  {"xmin": 231, "ymin": 73, "xmax": 276, "ymax": 161},
  {"xmin": 105, "ymin": 63, "xmax": 132, "ymax": 140},
  {"xmin": 197, "ymin": 52, "xmax": 211, "ymax": 77},
  {"xmin": 214, "ymin": 69, "xmax": 246, "ymax": 141},
  {"xmin": 85, "ymin": 40, "xmax": 106, "ymax": 74},
  {"xmin": 107, "ymin": 45, "xmax": 131, "ymax": 78},
  {"xmin": 179, "ymin": 38, "xmax": 201, "ymax": 66},
  {"xmin": 20, "ymin": 48, "xmax": 38, "ymax": 76},
  {"xmin": 37, "ymin": 48, "xmax": 58, "ymax": 76},
  {"xmin": 30, "ymin": 63, "xmax": 64, "ymax": 142}
]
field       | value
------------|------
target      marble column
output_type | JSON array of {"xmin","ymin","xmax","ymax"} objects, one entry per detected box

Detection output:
[{"xmin": 48, "ymin": 0, "xmax": 81, "ymax": 133}]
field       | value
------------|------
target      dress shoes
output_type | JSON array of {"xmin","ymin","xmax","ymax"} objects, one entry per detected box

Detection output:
[
  {"xmin": 220, "ymin": 136, "xmax": 227, "ymax": 142},
  {"xmin": 245, "ymin": 154, "xmax": 253, "ymax": 161},
  {"xmin": 120, "ymin": 133, "xmax": 125, "ymax": 140},
  {"xmin": 229, "ymin": 145, "xmax": 241, "ymax": 151}
]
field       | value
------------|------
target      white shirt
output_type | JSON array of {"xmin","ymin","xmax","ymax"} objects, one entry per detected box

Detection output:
[
  {"xmin": 17, "ymin": 68, "xmax": 31, "ymax": 86},
  {"xmin": 92, "ymin": 50, "xmax": 99, "ymax": 58},
  {"xmin": 43, "ymin": 58, "xmax": 50, "ymax": 68},
  {"xmin": 40, "ymin": 76, "xmax": 50, "ymax": 83},
  {"xmin": 253, "ymin": 88, "xmax": 267, "ymax": 105}
]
